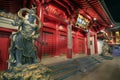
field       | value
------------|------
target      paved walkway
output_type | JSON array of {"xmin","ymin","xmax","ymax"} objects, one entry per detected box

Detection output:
[{"xmin": 65, "ymin": 56, "xmax": 120, "ymax": 80}]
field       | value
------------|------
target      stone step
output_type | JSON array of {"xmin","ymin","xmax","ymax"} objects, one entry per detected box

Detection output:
[
  {"xmin": 54, "ymin": 69, "xmax": 78, "ymax": 80},
  {"xmin": 49, "ymin": 56, "xmax": 101, "ymax": 80},
  {"xmin": 49, "ymin": 60, "xmax": 78, "ymax": 80},
  {"xmin": 91, "ymin": 55, "xmax": 105, "ymax": 62}
]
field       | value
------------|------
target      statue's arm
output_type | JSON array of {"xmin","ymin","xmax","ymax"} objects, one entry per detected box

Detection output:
[{"xmin": 32, "ymin": 26, "xmax": 40, "ymax": 39}]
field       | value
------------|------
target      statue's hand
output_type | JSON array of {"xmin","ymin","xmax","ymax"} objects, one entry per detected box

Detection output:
[
  {"xmin": 11, "ymin": 18, "xmax": 22, "ymax": 26},
  {"xmin": 32, "ymin": 34, "xmax": 39, "ymax": 39}
]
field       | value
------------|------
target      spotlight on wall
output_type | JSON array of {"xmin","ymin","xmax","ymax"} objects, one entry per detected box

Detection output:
[
  {"xmin": 93, "ymin": 17, "xmax": 97, "ymax": 21},
  {"xmin": 59, "ymin": 25, "xmax": 63, "ymax": 30}
]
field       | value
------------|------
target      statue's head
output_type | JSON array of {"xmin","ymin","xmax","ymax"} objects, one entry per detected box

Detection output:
[
  {"xmin": 18, "ymin": 7, "xmax": 42, "ymax": 29},
  {"xmin": 23, "ymin": 7, "xmax": 36, "ymax": 24},
  {"xmin": 27, "ymin": 12, "xmax": 36, "ymax": 23}
]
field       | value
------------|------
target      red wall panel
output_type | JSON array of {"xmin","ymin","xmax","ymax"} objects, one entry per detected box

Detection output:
[
  {"xmin": 38, "ymin": 27, "xmax": 56, "ymax": 57},
  {"xmin": 0, "ymin": 34, "xmax": 10, "ymax": 70},
  {"xmin": 42, "ymin": 31, "xmax": 55, "ymax": 56},
  {"xmin": 58, "ymin": 31, "xmax": 67, "ymax": 56},
  {"xmin": 72, "ymin": 37, "xmax": 76, "ymax": 53},
  {"xmin": 58, "ymin": 34, "xmax": 67, "ymax": 55}
]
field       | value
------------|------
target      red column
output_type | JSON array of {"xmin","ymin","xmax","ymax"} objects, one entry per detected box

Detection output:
[
  {"xmin": 36, "ymin": 0, "xmax": 41, "ymax": 17},
  {"xmin": 84, "ymin": 37, "xmax": 87, "ymax": 54},
  {"xmin": 54, "ymin": 24, "xmax": 59, "ymax": 56},
  {"xmin": 35, "ymin": 0, "xmax": 44, "ymax": 60},
  {"xmin": 94, "ymin": 33, "xmax": 98, "ymax": 54},
  {"xmin": 35, "ymin": 0, "xmax": 44, "ymax": 21}
]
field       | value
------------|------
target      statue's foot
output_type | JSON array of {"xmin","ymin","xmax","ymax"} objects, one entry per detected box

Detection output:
[{"xmin": 16, "ymin": 63, "xmax": 22, "ymax": 67}]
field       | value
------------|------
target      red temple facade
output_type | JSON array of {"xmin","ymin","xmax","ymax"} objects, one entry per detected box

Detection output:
[{"xmin": 0, "ymin": 0, "xmax": 114, "ymax": 70}]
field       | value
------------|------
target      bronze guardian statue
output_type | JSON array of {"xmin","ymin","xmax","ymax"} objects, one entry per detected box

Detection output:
[{"xmin": 9, "ymin": 7, "xmax": 41, "ymax": 67}]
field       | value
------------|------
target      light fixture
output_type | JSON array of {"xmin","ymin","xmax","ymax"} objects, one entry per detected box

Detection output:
[
  {"xmin": 110, "ymin": 25, "xmax": 113, "ymax": 27},
  {"xmin": 93, "ymin": 17, "xmax": 97, "ymax": 21},
  {"xmin": 59, "ymin": 25, "xmax": 63, "ymax": 30}
]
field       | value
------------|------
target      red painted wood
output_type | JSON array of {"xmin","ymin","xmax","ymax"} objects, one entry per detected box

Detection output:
[
  {"xmin": 0, "ymin": 27, "xmax": 16, "ymax": 33},
  {"xmin": 54, "ymin": 25, "xmax": 59, "ymax": 56},
  {"xmin": 43, "ymin": 32, "xmax": 54, "ymax": 56},
  {"xmin": 67, "ymin": 48, "xmax": 72, "ymax": 58},
  {"xmin": 78, "ymin": 38, "xmax": 85, "ymax": 53},
  {"xmin": 58, "ymin": 34, "xmax": 67, "ymax": 55},
  {"xmin": 0, "ymin": 27, "xmax": 14, "ymax": 71},
  {"xmin": 0, "ymin": 34, "xmax": 10, "ymax": 70},
  {"xmin": 43, "ymin": 22, "xmax": 56, "ymax": 29},
  {"xmin": 94, "ymin": 34, "xmax": 98, "ymax": 54},
  {"xmin": 72, "ymin": 31, "xmax": 86, "ymax": 54},
  {"xmin": 87, "ymin": 48, "xmax": 91, "ymax": 55},
  {"xmin": 72, "ymin": 37, "xmax": 76, "ymax": 53},
  {"xmin": 73, "ymin": 34, "xmax": 78, "ymax": 54},
  {"xmin": 86, "ymin": 31, "xmax": 91, "ymax": 55},
  {"xmin": 35, "ymin": 0, "xmax": 41, "ymax": 17},
  {"xmin": 39, "ymin": 27, "xmax": 56, "ymax": 57}
]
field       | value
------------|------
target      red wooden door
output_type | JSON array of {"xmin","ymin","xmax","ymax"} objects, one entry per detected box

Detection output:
[
  {"xmin": 72, "ymin": 37, "xmax": 76, "ymax": 53},
  {"xmin": 82, "ymin": 39, "xmax": 85, "ymax": 53},
  {"xmin": 42, "ymin": 31, "xmax": 55, "ymax": 57},
  {"xmin": 0, "ymin": 35, "xmax": 10, "ymax": 70},
  {"xmin": 78, "ymin": 38, "xmax": 85, "ymax": 53},
  {"xmin": 78, "ymin": 38, "xmax": 82, "ymax": 53},
  {"xmin": 59, "ymin": 34, "xmax": 67, "ymax": 55}
]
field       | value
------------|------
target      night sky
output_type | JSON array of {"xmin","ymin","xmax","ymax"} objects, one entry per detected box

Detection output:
[{"xmin": 104, "ymin": 0, "xmax": 120, "ymax": 23}]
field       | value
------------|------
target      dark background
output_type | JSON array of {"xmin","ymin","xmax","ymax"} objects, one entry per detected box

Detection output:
[{"xmin": 104, "ymin": 0, "xmax": 120, "ymax": 23}]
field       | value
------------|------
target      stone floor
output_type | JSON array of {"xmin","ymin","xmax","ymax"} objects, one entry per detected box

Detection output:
[
  {"xmin": 41, "ymin": 54, "xmax": 87, "ymax": 65},
  {"xmin": 1, "ymin": 54, "xmax": 120, "ymax": 80},
  {"xmin": 65, "ymin": 56, "xmax": 120, "ymax": 80}
]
